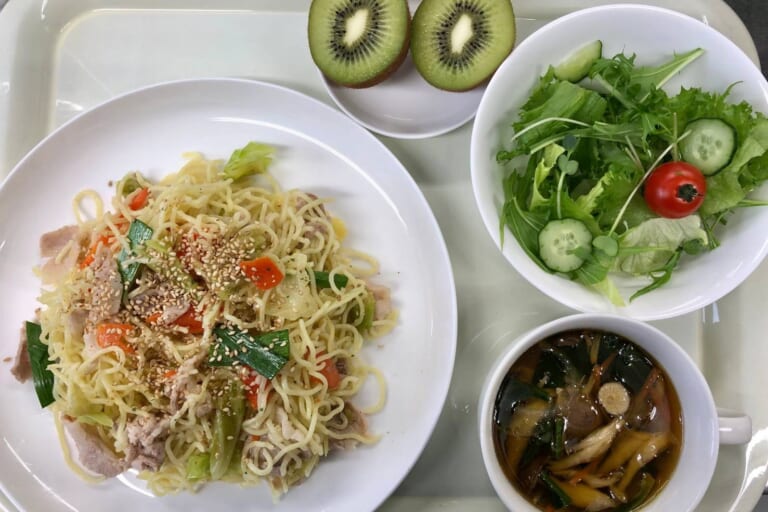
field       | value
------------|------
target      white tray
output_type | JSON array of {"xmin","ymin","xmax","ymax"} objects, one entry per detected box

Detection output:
[{"xmin": 0, "ymin": 1, "xmax": 765, "ymax": 511}]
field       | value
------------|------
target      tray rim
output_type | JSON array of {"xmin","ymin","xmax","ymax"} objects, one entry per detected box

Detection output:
[{"xmin": 0, "ymin": 0, "xmax": 764, "ymax": 511}]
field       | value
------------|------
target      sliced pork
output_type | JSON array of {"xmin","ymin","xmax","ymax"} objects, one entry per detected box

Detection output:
[
  {"xmin": 10, "ymin": 327, "xmax": 31, "ymax": 383},
  {"xmin": 367, "ymin": 282, "xmax": 392, "ymax": 321},
  {"xmin": 63, "ymin": 417, "xmax": 126, "ymax": 477},
  {"xmin": 86, "ymin": 245, "xmax": 122, "ymax": 324},
  {"xmin": 124, "ymin": 414, "xmax": 171, "ymax": 471},
  {"xmin": 39, "ymin": 225, "xmax": 86, "ymax": 285},
  {"xmin": 329, "ymin": 402, "xmax": 368, "ymax": 451},
  {"xmin": 40, "ymin": 225, "xmax": 82, "ymax": 258}
]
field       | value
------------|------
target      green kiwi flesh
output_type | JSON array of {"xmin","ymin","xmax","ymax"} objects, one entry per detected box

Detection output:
[
  {"xmin": 308, "ymin": 0, "xmax": 410, "ymax": 88},
  {"xmin": 411, "ymin": 0, "xmax": 516, "ymax": 91}
]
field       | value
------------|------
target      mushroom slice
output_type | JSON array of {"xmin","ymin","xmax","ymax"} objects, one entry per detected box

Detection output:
[{"xmin": 549, "ymin": 419, "xmax": 624, "ymax": 471}]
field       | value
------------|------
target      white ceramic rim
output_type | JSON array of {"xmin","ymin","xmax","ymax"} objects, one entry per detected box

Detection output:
[{"xmin": 478, "ymin": 313, "xmax": 720, "ymax": 512}]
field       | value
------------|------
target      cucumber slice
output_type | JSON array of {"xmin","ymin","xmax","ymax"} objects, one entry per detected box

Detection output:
[
  {"xmin": 538, "ymin": 219, "xmax": 593, "ymax": 273},
  {"xmin": 553, "ymin": 40, "xmax": 602, "ymax": 82},
  {"xmin": 680, "ymin": 118, "xmax": 735, "ymax": 175}
]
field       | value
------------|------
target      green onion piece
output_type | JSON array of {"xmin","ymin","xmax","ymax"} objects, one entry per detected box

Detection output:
[
  {"xmin": 221, "ymin": 142, "xmax": 274, "ymax": 181},
  {"xmin": 26, "ymin": 321, "xmax": 55, "ymax": 408},
  {"xmin": 186, "ymin": 452, "xmax": 210, "ymax": 480},
  {"xmin": 209, "ymin": 380, "xmax": 244, "ymax": 480},
  {"xmin": 210, "ymin": 327, "xmax": 289, "ymax": 379},
  {"xmin": 118, "ymin": 219, "xmax": 154, "ymax": 290},
  {"xmin": 540, "ymin": 471, "xmax": 572, "ymax": 509},
  {"xmin": 312, "ymin": 270, "xmax": 349, "ymax": 289},
  {"xmin": 552, "ymin": 415, "xmax": 565, "ymax": 459}
]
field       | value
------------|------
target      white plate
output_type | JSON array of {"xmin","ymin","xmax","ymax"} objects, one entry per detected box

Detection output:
[
  {"xmin": 320, "ymin": 0, "xmax": 486, "ymax": 139},
  {"xmin": 0, "ymin": 78, "xmax": 457, "ymax": 512},
  {"xmin": 470, "ymin": 4, "xmax": 768, "ymax": 321}
]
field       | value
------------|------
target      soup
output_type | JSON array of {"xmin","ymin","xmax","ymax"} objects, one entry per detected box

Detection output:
[{"xmin": 492, "ymin": 329, "xmax": 682, "ymax": 511}]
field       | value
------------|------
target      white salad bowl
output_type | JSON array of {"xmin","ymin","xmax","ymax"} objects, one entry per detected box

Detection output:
[{"xmin": 470, "ymin": 4, "xmax": 768, "ymax": 320}]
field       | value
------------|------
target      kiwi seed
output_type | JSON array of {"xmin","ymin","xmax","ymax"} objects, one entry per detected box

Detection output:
[
  {"xmin": 308, "ymin": 0, "xmax": 411, "ymax": 88},
  {"xmin": 410, "ymin": 0, "xmax": 516, "ymax": 91}
]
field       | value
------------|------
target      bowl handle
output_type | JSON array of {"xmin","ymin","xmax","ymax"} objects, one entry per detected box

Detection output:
[{"xmin": 717, "ymin": 408, "xmax": 752, "ymax": 445}]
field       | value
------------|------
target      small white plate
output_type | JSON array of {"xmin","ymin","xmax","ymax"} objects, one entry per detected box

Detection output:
[{"xmin": 320, "ymin": 1, "xmax": 486, "ymax": 139}]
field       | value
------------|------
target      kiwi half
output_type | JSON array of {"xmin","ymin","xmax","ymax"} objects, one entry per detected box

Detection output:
[
  {"xmin": 411, "ymin": 0, "xmax": 516, "ymax": 91},
  {"xmin": 308, "ymin": 0, "xmax": 410, "ymax": 88}
]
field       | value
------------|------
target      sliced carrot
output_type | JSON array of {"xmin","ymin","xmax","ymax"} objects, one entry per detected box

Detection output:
[
  {"xmin": 163, "ymin": 369, "xmax": 177, "ymax": 379},
  {"xmin": 146, "ymin": 312, "xmax": 162, "ymax": 325},
  {"xmin": 129, "ymin": 187, "xmax": 150, "ymax": 210},
  {"xmin": 79, "ymin": 233, "xmax": 114, "ymax": 269},
  {"xmin": 95, "ymin": 323, "xmax": 135, "ymax": 354},
  {"xmin": 239, "ymin": 256, "xmax": 283, "ymax": 290},
  {"xmin": 311, "ymin": 356, "xmax": 341, "ymax": 390},
  {"xmin": 250, "ymin": 435, "xmax": 261, "ymax": 442}
]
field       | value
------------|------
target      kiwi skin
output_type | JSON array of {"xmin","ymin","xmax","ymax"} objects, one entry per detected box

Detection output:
[
  {"xmin": 308, "ymin": 1, "xmax": 411, "ymax": 89},
  {"xmin": 411, "ymin": 0, "xmax": 516, "ymax": 92},
  {"xmin": 337, "ymin": 10, "xmax": 411, "ymax": 89}
]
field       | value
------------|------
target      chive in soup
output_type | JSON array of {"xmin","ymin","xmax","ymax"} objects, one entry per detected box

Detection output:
[{"xmin": 492, "ymin": 329, "xmax": 682, "ymax": 511}]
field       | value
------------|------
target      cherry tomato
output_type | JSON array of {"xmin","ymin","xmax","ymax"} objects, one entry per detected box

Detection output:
[{"xmin": 643, "ymin": 161, "xmax": 706, "ymax": 218}]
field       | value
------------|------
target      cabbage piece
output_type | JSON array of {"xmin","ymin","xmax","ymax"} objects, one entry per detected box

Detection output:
[
  {"xmin": 269, "ymin": 272, "xmax": 318, "ymax": 321},
  {"xmin": 616, "ymin": 216, "xmax": 707, "ymax": 274},
  {"xmin": 221, "ymin": 142, "xmax": 274, "ymax": 180}
]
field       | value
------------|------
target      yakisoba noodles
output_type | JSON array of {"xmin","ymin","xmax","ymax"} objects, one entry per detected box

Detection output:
[{"xmin": 11, "ymin": 142, "xmax": 396, "ymax": 497}]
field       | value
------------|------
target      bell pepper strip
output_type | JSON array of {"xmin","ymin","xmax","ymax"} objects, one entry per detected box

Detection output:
[
  {"xmin": 240, "ymin": 372, "xmax": 269, "ymax": 409},
  {"xmin": 312, "ymin": 270, "xmax": 349, "ymax": 289},
  {"xmin": 128, "ymin": 187, "xmax": 150, "ymax": 210},
  {"xmin": 118, "ymin": 219, "xmax": 154, "ymax": 293},
  {"xmin": 173, "ymin": 306, "xmax": 204, "ymax": 334},
  {"xmin": 209, "ymin": 326, "xmax": 289, "ymax": 380},
  {"xmin": 239, "ymin": 257, "xmax": 283, "ymax": 290},
  {"xmin": 25, "ymin": 321, "xmax": 55, "ymax": 408},
  {"xmin": 95, "ymin": 323, "xmax": 135, "ymax": 354}
]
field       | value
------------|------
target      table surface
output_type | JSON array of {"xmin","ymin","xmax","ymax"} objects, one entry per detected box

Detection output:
[{"xmin": 0, "ymin": 0, "xmax": 765, "ymax": 509}]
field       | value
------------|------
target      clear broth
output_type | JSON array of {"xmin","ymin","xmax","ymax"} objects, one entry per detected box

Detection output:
[{"xmin": 492, "ymin": 329, "xmax": 683, "ymax": 511}]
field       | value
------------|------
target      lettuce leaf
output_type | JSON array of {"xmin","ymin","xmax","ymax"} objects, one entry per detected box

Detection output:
[
  {"xmin": 701, "ymin": 118, "xmax": 768, "ymax": 214},
  {"xmin": 617, "ymin": 216, "xmax": 707, "ymax": 274}
]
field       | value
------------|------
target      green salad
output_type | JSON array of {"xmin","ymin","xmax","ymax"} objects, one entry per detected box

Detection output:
[{"xmin": 497, "ymin": 42, "xmax": 768, "ymax": 304}]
